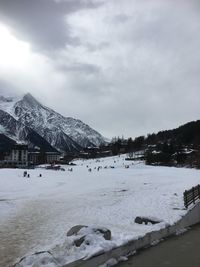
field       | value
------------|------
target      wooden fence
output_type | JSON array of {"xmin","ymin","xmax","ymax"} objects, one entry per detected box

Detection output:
[{"xmin": 184, "ymin": 185, "xmax": 200, "ymax": 208}]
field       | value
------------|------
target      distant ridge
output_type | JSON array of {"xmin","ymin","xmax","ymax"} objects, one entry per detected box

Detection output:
[{"xmin": 147, "ymin": 120, "xmax": 200, "ymax": 146}]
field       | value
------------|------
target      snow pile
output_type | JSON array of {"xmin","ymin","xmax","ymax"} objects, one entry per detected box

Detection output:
[
  {"xmin": 15, "ymin": 226, "xmax": 116, "ymax": 267},
  {"xmin": 15, "ymin": 252, "xmax": 59, "ymax": 267}
]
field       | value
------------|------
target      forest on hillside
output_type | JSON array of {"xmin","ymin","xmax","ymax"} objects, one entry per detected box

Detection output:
[{"xmin": 109, "ymin": 120, "xmax": 200, "ymax": 168}]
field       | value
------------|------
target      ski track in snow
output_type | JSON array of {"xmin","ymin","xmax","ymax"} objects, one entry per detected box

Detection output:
[{"xmin": 0, "ymin": 155, "xmax": 200, "ymax": 267}]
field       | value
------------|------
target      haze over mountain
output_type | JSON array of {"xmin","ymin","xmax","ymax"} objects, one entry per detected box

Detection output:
[{"xmin": 0, "ymin": 93, "xmax": 106, "ymax": 152}]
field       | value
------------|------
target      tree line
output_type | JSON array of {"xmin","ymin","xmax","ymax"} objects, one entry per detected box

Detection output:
[{"xmin": 108, "ymin": 120, "xmax": 200, "ymax": 168}]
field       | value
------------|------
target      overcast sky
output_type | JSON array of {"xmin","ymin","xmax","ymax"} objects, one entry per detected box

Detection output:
[{"xmin": 0, "ymin": 0, "xmax": 200, "ymax": 139}]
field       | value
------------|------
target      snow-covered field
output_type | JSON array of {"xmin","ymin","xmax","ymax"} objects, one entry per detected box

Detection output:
[{"xmin": 0, "ymin": 155, "xmax": 200, "ymax": 267}]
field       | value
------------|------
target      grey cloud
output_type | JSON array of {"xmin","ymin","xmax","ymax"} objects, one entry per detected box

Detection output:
[
  {"xmin": 0, "ymin": 80, "xmax": 22, "ymax": 97},
  {"xmin": 0, "ymin": 0, "xmax": 103, "ymax": 52},
  {"xmin": 112, "ymin": 14, "xmax": 130, "ymax": 24},
  {"xmin": 58, "ymin": 62, "xmax": 101, "ymax": 74},
  {"xmin": 86, "ymin": 41, "xmax": 110, "ymax": 52}
]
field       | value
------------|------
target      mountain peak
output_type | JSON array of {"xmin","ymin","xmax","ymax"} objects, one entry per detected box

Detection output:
[
  {"xmin": 23, "ymin": 93, "xmax": 40, "ymax": 106},
  {"xmin": 24, "ymin": 92, "xmax": 34, "ymax": 98}
]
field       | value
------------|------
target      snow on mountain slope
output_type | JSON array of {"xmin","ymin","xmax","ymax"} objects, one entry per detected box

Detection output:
[
  {"xmin": 0, "ymin": 95, "xmax": 20, "ymax": 116},
  {"xmin": 0, "ymin": 109, "xmax": 57, "ymax": 151},
  {"xmin": 0, "ymin": 109, "xmax": 29, "ymax": 142},
  {"xmin": 10, "ymin": 93, "xmax": 106, "ymax": 151}
]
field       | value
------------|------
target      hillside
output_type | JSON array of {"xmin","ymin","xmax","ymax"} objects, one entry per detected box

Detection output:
[{"xmin": 147, "ymin": 120, "xmax": 200, "ymax": 146}]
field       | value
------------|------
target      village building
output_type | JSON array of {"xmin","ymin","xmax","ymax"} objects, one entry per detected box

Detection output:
[
  {"xmin": 28, "ymin": 150, "xmax": 61, "ymax": 165},
  {"xmin": 28, "ymin": 150, "xmax": 40, "ymax": 165},
  {"xmin": 4, "ymin": 144, "xmax": 28, "ymax": 167},
  {"xmin": 46, "ymin": 151, "xmax": 61, "ymax": 164}
]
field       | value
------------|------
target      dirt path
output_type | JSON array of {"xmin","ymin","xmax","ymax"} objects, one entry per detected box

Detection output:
[{"xmin": 0, "ymin": 199, "xmax": 63, "ymax": 267}]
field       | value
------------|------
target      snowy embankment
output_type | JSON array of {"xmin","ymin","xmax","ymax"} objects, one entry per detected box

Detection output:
[{"xmin": 0, "ymin": 155, "xmax": 200, "ymax": 267}]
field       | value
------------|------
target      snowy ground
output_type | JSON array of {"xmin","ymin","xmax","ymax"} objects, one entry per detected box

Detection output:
[{"xmin": 0, "ymin": 155, "xmax": 200, "ymax": 267}]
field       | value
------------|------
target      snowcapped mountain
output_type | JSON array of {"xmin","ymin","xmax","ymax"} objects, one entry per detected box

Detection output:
[
  {"xmin": 0, "ymin": 93, "xmax": 106, "ymax": 152},
  {"xmin": 0, "ymin": 109, "xmax": 57, "ymax": 152}
]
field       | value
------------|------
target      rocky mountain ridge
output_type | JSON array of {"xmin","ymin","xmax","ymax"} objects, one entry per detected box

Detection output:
[{"xmin": 0, "ymin": 93, "xmax": 106, "ymax": 152}]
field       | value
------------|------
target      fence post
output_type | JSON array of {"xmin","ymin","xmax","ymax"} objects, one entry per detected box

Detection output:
[
  {"xmin": 192, "ymin": 187, "xmax": 195, "ymax": 204},
  {"xmin": 183, "ymin": 185, "xmax": 200, "ymax": 209},
  {"xmin": 184, "ymin": 190, "xmax": 187, "ymax": 208},
  {"xmin": 198, "ymin": 185, "xmax": 200, "ymax": 200}
]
